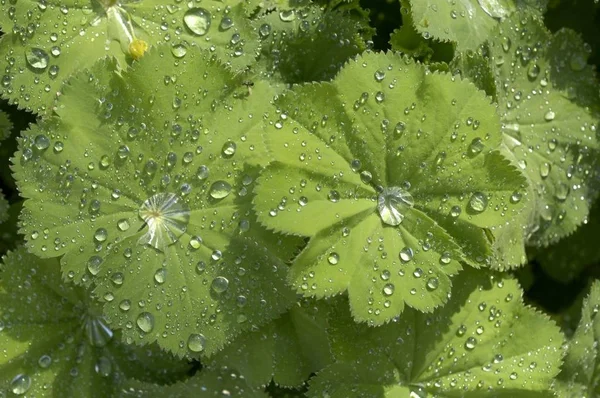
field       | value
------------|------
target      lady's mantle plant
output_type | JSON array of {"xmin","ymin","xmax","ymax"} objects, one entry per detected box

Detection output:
[{"xmin": 0, "ymin": 0, "xmax": 599, "ymax": 397}]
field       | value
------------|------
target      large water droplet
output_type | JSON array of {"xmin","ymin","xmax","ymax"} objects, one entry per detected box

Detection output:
[
  {"xmin": 26, "ymin": 48, "xmax": 49, "ymax": 70},
  {"xmin": 468, "ymin": 192, "xmax": 488, "ymax": 213},
  {"xmin": 95, "ymin": 356, "xmax": 112, "ymax": 377},
  {"xmin": 184, "ymin": 8, "xmax": 211, "ymax": 36},
  {"xmin": 10, "ymin": 374, "xmax": 31, "ymax": 395},
  {"xmin": 138, "ymin": 192, "xmax": 190, "ymax": 251},
  {"xmin": 187, "ymin": 333, "xmax": 206, "ymax": 352},
  {"xmin": 477, "ymin": 0, "xmax": 511, "ymax": 19},
  {"xmin": 377, "ymin": 187, "xmax": 414, "ymax": 226},
  {"xmin": 136, "ymin": 312, "xmax": 154, "ymax": 333},
  {"xmin": 211, "ymin": 276, "xmax": 229, "ymax": 293},
  {"xmin": 209, "ymin": 180, "xmax": 232, "ymax": 199},
  {"xmin": 87, "ymin": 255, "xmax": 103, "ymax": 276}
]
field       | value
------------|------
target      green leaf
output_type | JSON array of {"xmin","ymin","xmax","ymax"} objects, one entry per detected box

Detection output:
[
  {"xmin": 408, "ymin": 0, "xmax": 546, "ymax": 52},
  {"xmin": 308, "ymin": 268, "xmax": 564, "ymax": 397},
  {"xmin": 251, "ymin": 4, "xmax": 373, "ymax": 84},
  {"xmin": 0, "ymin": 0, "xmax": 259, "ymax": 115},
  {"xmin": 449, "ymin": 50, "xmax": 497, "ymax": 100},
  {"xmin": 488, "ymin": 14, "xmax": 600, "ymax": 246},
  {"xmin": 535, "ymin": 200, "xmax": 600, "ymax": 282},
  {"xmin": 253, "ymin": 51, "xmax": 527, "ymax": 324},
  {"xmin": 0, "ymin": 247, "xmax": 191, "ymax": 397},
  {"xmin": 555, "ymin": 281, "xmax": 600, "ymax": 396},
  {"xmin": 208, "ymin": 299, "xmax": 332, "ymax": 388},
  {"xmin": 119, "ymin": 367, "xmax": 269, "ymax": 398},
  {"xmin": 389, "ymin": 1, "xmax": 453, "ymax": 62},
  {"xmin": 13, "ymin": 47, "xmax": 301, "ymax": 357}
]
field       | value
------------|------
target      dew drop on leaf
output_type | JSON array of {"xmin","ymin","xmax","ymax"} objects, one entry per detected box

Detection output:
[
  {"xmin": 187, "ymin": 333, "xmax": 206, "ymax": 353},
  {"xmin": 138, "ymin": 192, "xmax": 190, "ymax": 251},
  {"xmin": 544, "ymin": 110, "xmax": 556, "ymax": 121},
  {"xmin": 258, "ymin": 23, "xmax": 272, "ymax": 38},
  {"xmin": 37, "ymin": 355, "xmax": 52, "ymax": 369},
  {"xmin": 10, "ymin": 374, "xmax": 31, "ymax": 395},
  {"xmin": 154, "ymin": 268, "xmax": 166, "ymax": 284},
  {"xmin": 377, "ymin": 187, "xmax": 414, "ymax": 226},
  {"xmin": 399, "ymin": 247, "xmax": 414, "ymax": 262},
  {"xmin": 468, "ymin": 192, "xmax": 488, "ymax": 213},
  {"xmin": 211, "ymin": 276, "xmax": 229, "ymax": 294},
  {"xmin": 327, "ymin": 252, "xmax": 339, "ymax": 265},
  {"xmin": 34, "ymin": 134, "xmax": 50, "ymax": 150},
  {"xmin": 465, "ymin": 336, "xmax": 477, "ymax": 350},
  {"xmin": 221, "ymin": 141, "xmax": 236, "ymax": 157},
  {"xmin": 136, "ymin": 312, "xmax": 155, "ymax": 333},
  {"xmin": 94, "ymin": 356, "xmax": 112, "ymax": 377},
  {"xmin": 25, "ymin": 48, "xmax": 49, "ymax": 70},
  {"xmin": 382, "ymin": 283, "xmax": 395, "ymax": 296},
  {"xmin": 209, "ymin": 181, "xmax": 232, "ymax": 199},
  {"xmin": 183, "ymin": 8, "xmax": 211, "ymax": 36},
  {"xmin": 426, "ymin": 277, "xmax": 439, "ymax": 290},
  {"xmin": 171, "ymin": 44, "xmax": 188, "ymax": 58},
  {"xmin": 94, "ymin": 228, "xmax": 108, "ymax": 242},
  {"xmin": 87, "ymin": 255, "xmax": 103, "ymax": 276}
]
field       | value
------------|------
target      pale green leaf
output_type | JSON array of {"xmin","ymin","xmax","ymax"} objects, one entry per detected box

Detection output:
[
  {"xmin": 0, "ymin": 247, "xmax": 191, "ymax": 397},
  {"xmin": 208, "ymin": 299, "xmax": 332, "ymax": 388},
  {"xmin": 13, "ymin": 47, "xmax": 300, "ymax": 357},
  {"xmin": 408, "ymin": 0, "xmax": 546, "ymax": 52},
  {"xmin": 308, "ymin": 269, "xmax": 564, "ymax": 397},
  {"xmin": 0, "ymin": 0, "xmax": 258, "ymax": 115},
  {"xmin": 489, "ymin": 14, "xmax": 600, "ymax": 246},
  {"xmin": 555, "ymin": 281, "xmax": 600, "ymax": 396},
  {"xmin": 253, "ymin": 51, "xmax": 527, "ymax": 324}
]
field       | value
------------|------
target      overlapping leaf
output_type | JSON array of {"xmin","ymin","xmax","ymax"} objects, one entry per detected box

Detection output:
[
  {"xmin": 207, "ymin": 299, "xmax": 332, "ymax": 388},
  {"xmin": 308, "ymin": 269, "xmax": 564, "ymax": 398},
  {"xmin": 0, "ymin": 0, "xmax": 259, "ymax": 114},
  {"xmin": 253, "ymin": 51, "xmax": 527, "ymax": 324},
  {"xmin": 555, "ymin": 281, "xmax": 600, "ymax": 396},
  {"xmin": 13, "ymin": 47, "xmax": 301, "ymax": 357},
  {"xmin": 408, "ymin": 0, "xmax": 546, "ymax": 52},
  {"xmin": 0, "ymin": 247, "xmax": 191, "ymax": 397},
  {"xmin": 489, "ymin": 14, "xmax": 600, "ymax": 246},
  {"xmin": 251, "ymin": 3, "xmax": 373, "ymax": 84}
]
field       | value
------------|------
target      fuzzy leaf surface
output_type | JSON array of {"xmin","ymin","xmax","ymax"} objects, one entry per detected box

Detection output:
[
  {"xmin": 308, "ymin": 269, "xmax": 564, "ymax": 398},
  {"xmin": 0, "ymin": 247, "xmax": 190, "ymax": 397},
  {"xmin": 14, "ymin": 47, "xmax": 300, "ymax": 357},
  {"xmin": 0, "ymin": 0, "xmax": 258, "ymax": 114},
  {"xmin": 489, "ymin": 14, "xmax": 600, "ymax": 246},
  {"xmin": 253, "ymin": 52, "xmax": 527, "ymax": 324}
]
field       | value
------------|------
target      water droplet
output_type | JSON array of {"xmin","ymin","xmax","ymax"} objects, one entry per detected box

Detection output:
[
  {"xmin": 468, "ymin": 138, "xmax": 484, "ymax": 156},
  {"xmin": 188, "ymin": 333, "xmax": 206, "ymax": 352},
  {"xmin": 34, "ymin": 134, "xmax": 50, "ymax": 150},
  {"xmin": 439, "ymin": 251, "xmax": 452, "ymax": 265},
  {"xmin": 527, "ymin": 63, "xmax": 540, "ymax": 80},
  {"xmin": 38, "ymin": 355, "xmax": 52, "ymax": 369},
  {"xmin": 258, "ymin": 23, "xmax": 272, "ymax": 38},
  {"xmin": 184, "ymin": 8, "xmax": 211, "ymax": 36},
  {"xmin": 87, "ymin": 255, "xmax": 103, "ymax": 276},
  {"xmin": 138, "ymin": 193, "xmax": 190, "ymax": 251},
  {"xmin": 468, "ymin": 192, "xmax": 488, "ymax": 213},
  {"xmin": 219, "ymin": 16, "xmax": 233, "ymax": 30},
  {"xmin": 221, "ymin": 141, "xmax": 236, "ymax": 157},
  {"xmin": 377, "ymin": 186, "xmax": 414, "ymax": 226},
  {"xmin": 171, "ymin": 43, "xmax": 187, "ymax": 58},
  {"xmin": 211, "ymin": 276, "xmax": 229, "ymax": 293},
  {"xmin": 279, "ymin": 9, "xmax": 296, "ymax": 21},
  {"xmin": 197, "ymin": 165, "xmax": 210, "ymax": 180},
  {"xmin": 136, "ymin": 312, "xmax": 154, "ymax": 333},
  {"xmin": 95, "ymin": 356, "xmax": 112, "ymax": 377},
  {"xmin": 117, "ymin": 219, "xmax": 130, "ymax": 231},
  {"xmin": 154, "ymin": 268, "xmax": 166, "ymax": 284},
  {"xmin": 10, "ymin": 374, "xmax": 31, "ymax": 395},
  {"xmin": 327, "ymin": 252, "xmax": 339, "ymax": 265},
  {"xmin": 383, "ymin": 283, "xmax": 395, "ymax": 296},
  {"xmin": 426, "ymin": 277, "xmax": 439, "ymax": 290},
  {"xmin": 399, "ymin": 247, "xmax": 413, "ymax": 262},
  {"xmin": 209, "ymin": 180, "xmax": 232, "ymax": 199},
  {"xmin": 544, "ymin": 111, "xmax": 556, "ymax": 121},
  {"xmin": 26, "ymin": 48, "xmax": 49, "ymax": 70},
  {"xmin": 328, "ymin": 190, "xmax": 340, "ymax": 202},
  {"xmin": 94, "ymin": 228, "xmax": 108, "ymax": 242},
  {"xmin": 465, "ymin": 336, "xmax": 477, "ymax": 350}
]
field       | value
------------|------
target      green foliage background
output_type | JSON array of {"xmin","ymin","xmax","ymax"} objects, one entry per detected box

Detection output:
[{"xmin": 0, "ymin": 0, "xmax": 599, "ymax": 397}]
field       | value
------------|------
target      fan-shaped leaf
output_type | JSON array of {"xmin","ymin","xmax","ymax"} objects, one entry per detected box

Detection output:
[{"xmin": 253, "ymin": 51, "xmax": 527, "ymax": 324}]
